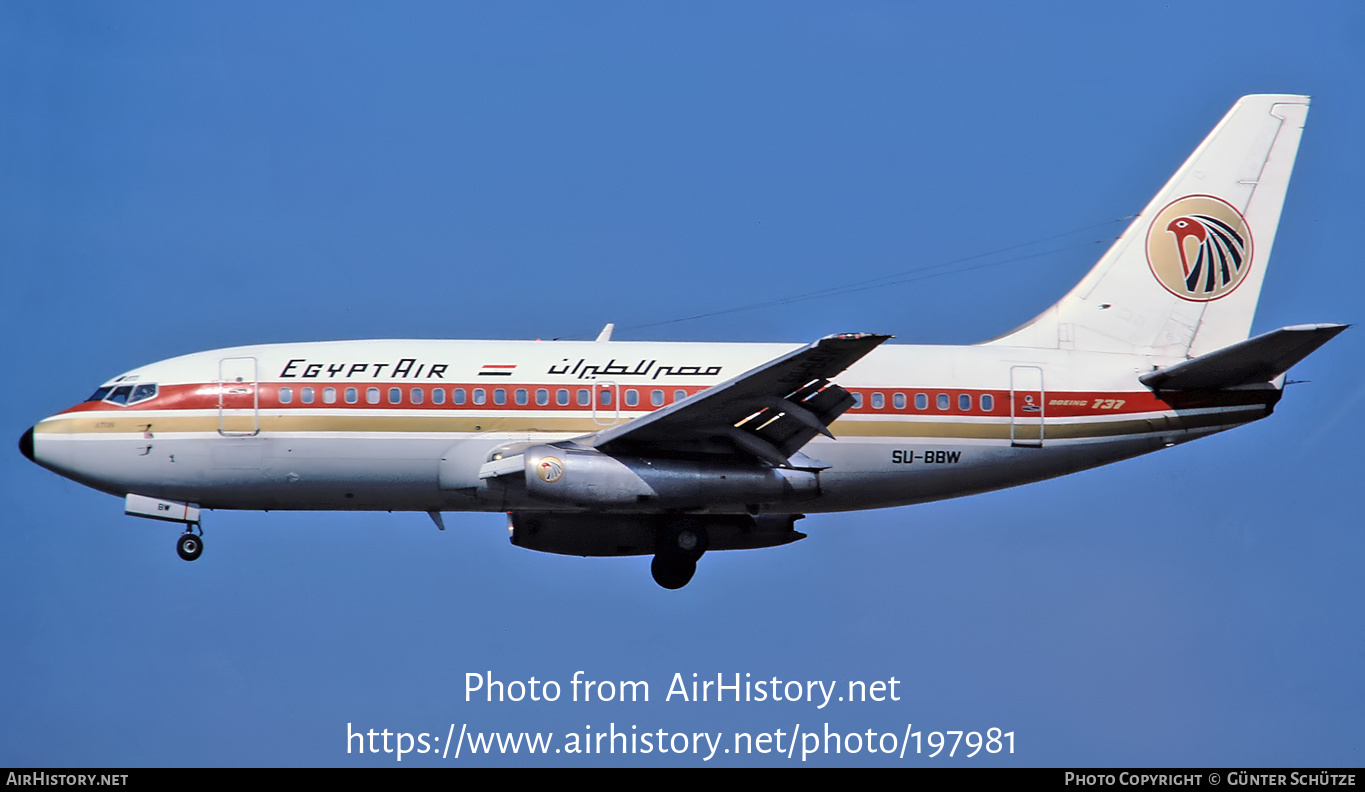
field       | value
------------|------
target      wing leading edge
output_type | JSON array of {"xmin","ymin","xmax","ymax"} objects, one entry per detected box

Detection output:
[{"xmin": 578, "ymin": 332, "xmax": 892, "ymax": 468}]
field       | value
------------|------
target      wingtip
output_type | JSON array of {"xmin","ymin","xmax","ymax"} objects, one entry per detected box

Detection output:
[
  {"xmin": 1280, "ymin": 322, "xmax": 1350, "ymax": 334},
  {"xmin": 820, "ymin": 332, "xmax": 894, "ymax": 343}
]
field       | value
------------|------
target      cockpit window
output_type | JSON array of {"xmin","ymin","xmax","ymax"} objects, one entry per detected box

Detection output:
[{"xmin": 89, "ymin": 383, "xmax": 158, "ymax": 406}]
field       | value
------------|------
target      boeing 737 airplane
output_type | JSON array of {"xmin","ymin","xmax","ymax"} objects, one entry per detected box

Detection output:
[{"xmin": 19, "ymin": 94, "xmax": 1344, "ymax": 588}]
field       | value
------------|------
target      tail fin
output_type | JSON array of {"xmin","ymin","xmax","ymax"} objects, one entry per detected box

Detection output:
[{"xmin": 986, "ymin": 95, "xmax": 1310, "ymax": 357}]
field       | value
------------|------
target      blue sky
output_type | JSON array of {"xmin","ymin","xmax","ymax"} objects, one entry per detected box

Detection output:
[{"xmin": 2, "ymin": 2, "xmax": 1362, "ymax": 767}]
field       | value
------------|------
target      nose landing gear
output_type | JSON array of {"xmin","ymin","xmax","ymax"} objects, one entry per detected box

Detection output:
[
  {"xmin": 122, "ymin": 495, "xmax": 205, "ymax": 562},
  {"xmin": 176, "ymin": 526, "xmax": 204, "ymax": 561}
]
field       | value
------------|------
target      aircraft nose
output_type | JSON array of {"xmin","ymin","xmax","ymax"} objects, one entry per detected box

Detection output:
[{"xmin": 19, "ymin": 426, "xmax": 34, "ymax": 462}]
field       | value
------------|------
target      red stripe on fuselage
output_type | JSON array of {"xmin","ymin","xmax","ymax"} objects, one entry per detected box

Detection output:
[{"xmin": 54, "ymin": 381, "xmax": 1269, "ymax": 420}]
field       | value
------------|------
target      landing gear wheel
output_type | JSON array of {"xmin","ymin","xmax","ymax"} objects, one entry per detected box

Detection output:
[
  {"xmin": 651, "ymin": 554, "xmax": 696, "ymax": 590},
  {"xmin": 177, "ymin": 532, "xmax": 203, "ymax": 562},
  {"xmin": 665, "ymin": 521, "xmax": 709, "ymax": 561}
]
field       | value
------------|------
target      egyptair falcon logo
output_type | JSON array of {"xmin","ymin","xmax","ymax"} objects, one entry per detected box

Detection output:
[
  {"xmin": 1146, "ymin": 195, "xmax": 1254, "ymax": 301},
  {"xmin": 536, "ymin": 456, "xmax": 564, "ymax": 484}
]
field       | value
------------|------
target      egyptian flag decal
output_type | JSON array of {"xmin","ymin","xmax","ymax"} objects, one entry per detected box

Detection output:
[{"xmin": 478, "ymin": 365, "xmax": 516, "ymax": 377}]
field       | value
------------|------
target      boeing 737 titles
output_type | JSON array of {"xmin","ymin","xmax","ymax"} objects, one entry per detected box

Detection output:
[{"xmin": 19, "ymin": 95, "xmax": 1344, "ymax": 588}]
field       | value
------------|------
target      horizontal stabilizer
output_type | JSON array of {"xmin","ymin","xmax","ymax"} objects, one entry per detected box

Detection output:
[{"xmin": 1140, "ymin": 323, "xmax": 1347, "ymax": 391}]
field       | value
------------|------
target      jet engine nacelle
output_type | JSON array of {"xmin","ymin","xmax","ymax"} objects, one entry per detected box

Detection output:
[
  {"xmin": 509, "ymin": 512, "xmax": 807, "ymax": 557},
  {"xmin": 521, "ymin": 445, "xmax": 818, "ymax": 508}
]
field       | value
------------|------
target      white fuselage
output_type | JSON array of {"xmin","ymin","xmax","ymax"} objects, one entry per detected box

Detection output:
[{"xmin": 26, "ymin": 337, "xmax": 1276, "ymax": 516}]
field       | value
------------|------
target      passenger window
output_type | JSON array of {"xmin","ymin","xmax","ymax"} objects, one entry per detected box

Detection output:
[
  {"xmin": 937, "ymin": 393, "xmax": 949, "ymax": 410},
  {"xmin": 674, "ymin": 389, "xmax": 687, "ymax": 403},
  {"xmin": 302, "ymin": 387, "xmax": 315, "ymax": 404},
  {"xmin": 915, "ymin": 393, "xmax": 928, "ymax": 410},
  {"xmin": 323, "ymin": 388, "xmax": 337, "ymax": 404},
  {"xmin": 536, "ymin": 388, "xmax": 549, "ymax": 406},
  {"xmin": 431, "ymin": 388, "xmax": 444, "ymax": 404},
  {"xmin": 651, "ymin": 389, "xmax": 664, "ymax": 407},
  {"xmin": 472, "ymin": 389, "xmax": 486, "ymax": 405},
  {"xmin": 557, "ymin": 388, "xmax": 569, "ymax": 406},
  {"xmin": 389, "ymin": 387, "xmax": 402, "ymax": 404},
  {"xmin": 871, "ymin": 392, "xmax": 884, "ymax": 409},
  {"xmin": 599, "ymin": 389, "xmax": 612, "ymax": 406},
  {"xmin": 980, "ymin": 394, "xmax": 994, "ymax": 412},
  {"xmin": 515, "ymin": 388, "xmax": 528, "ymax": 406},
  {"xmin": 852, "ymin": 392, "xmax": 863, "ymax": 409},
  {"xmin": 493, "ymin": 388, "xmax": 506, "ymax": 405},
  {"xmin": 279, "ymin": 387, "xmax": 293, "ymax": 405},
  {"xmin": 577, "ymin": 389, "xmax": 590, "ymax": 406},
  {"xmin": 625, "ymin": 389, "xmax": 639, "ymax": 407},
  {"xmin": 411, "ymin": 388, "xmax": 424, "ymax": 405},
  {"xmin": 893, "ymin": 392, "xmax": 906, "ymax": 410},
  {"xmin": 345, "ymin": 387, "xmax": 358, "ymax": 404},
  {"xmin": 959, "ymin": 394, "xmax": 971, "ymax": 411},
  {"xmin": 366, "ymin": 387, "xmax": 380, "ymax": 404},
  {"xmin": 453, "ymin": 388, "xmax": 467, "ymax": 405}
]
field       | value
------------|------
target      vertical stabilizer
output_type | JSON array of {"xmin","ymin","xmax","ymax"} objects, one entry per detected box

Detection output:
[{"xmin": 985, "ymin": 95, "xmax": 1309, "ymax": 357}]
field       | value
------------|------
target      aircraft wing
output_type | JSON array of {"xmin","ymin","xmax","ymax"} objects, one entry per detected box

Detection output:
[{"xmin": 577, "ymin": 333, "xmax": 891, "ymax": 468}]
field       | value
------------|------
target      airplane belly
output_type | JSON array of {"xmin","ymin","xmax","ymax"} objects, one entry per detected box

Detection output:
[
  {"xmin": 208, "ymin": 434, "xmax": 447, "ymax": 511},
  {"xmin": 808, "ymin": 434, "xmax": 1174, "ymax": 512}
]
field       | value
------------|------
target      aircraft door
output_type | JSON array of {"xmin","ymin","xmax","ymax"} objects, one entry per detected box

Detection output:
[
  {"xmin": 1010, "ymin": 366, "xmax": 1044, "ymax": 448},
  {"xmin": 592, "ymin": 382, "xmax": 619, "ymax": 426},
  {"xmin": 218, "ymin": 356, "xmax": 260, "ymax": 436}
]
